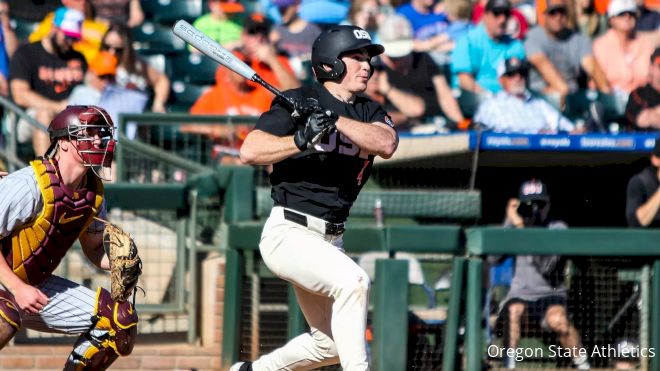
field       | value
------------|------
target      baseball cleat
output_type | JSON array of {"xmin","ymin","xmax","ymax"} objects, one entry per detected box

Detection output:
[{"xmin": 229, "ymin": 361, "xmax": 252, "ymax": 371}]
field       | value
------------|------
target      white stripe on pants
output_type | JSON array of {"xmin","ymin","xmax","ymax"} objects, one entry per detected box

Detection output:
[{"xmin": 252, "ymin": 207, "xmax": 370, "ymax": 371}]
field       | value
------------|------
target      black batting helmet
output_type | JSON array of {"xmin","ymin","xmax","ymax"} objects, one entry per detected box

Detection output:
[{"xmin": 311, "ymin": 25, "xmax": 384, "ymax": 82}]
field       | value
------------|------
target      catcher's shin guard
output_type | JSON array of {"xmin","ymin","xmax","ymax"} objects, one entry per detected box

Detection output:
[
  {"xmin": 66, "ymin": 287, "xmax": 138, "ymax": 370},
  {"xmin": 0, "ymin": 290, "xmax": 20, "ymax": 349}
]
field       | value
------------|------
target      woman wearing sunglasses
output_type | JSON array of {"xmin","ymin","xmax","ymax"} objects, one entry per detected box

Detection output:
[{"xmin": 100, "ymin": 23, "xmax": 170, "ymax": 112}]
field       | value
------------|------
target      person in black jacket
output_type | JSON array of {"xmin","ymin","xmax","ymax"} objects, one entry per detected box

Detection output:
[{"xmin": 626, "ymin": 136, "xmax": 660, "ymax": 227}]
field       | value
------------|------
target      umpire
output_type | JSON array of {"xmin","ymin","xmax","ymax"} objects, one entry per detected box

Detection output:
[{"xmin": 235, "ymin": 25, "xmax": 398, "ymax": 371}]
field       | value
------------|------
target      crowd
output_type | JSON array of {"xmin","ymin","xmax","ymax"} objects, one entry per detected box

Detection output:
[{"xmin": 0, "ymin": 0, "xmax": 656, "ymax": 161}]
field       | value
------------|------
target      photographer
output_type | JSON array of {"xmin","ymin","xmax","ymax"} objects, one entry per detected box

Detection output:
[{"xmin": 498, "ymin": 179, "xmax": 591, "ymax": 369}]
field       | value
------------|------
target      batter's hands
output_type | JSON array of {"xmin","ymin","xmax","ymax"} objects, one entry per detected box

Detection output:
[
  {"xmin": 0, "ymin": 171, "xmax": 7, "ymax": 178},
  {"xmin": 12, "ymin": 283, "xmax": 48, "ymax": 313},
  {"xmin": 293, "ymin": 109, "xmax": 338, "ymax": 151},
  {"xmin": 292, "ymin": 97, "xmax": 322, "ymax": 120}
]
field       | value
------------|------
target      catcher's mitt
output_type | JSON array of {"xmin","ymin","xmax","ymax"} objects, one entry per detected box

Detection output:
[{"xmin": 96, "ymin": 218, "xmax": 142, "ymax": 302}]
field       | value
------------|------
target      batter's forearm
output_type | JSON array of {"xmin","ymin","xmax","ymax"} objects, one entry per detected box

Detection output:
[
  {"xmin": 335, "ymin": 117, "xmax": 397, "ymax": 158},
  {"xmin": 240, "ymin": 130, "xmax": 301, "ymax": 165}
]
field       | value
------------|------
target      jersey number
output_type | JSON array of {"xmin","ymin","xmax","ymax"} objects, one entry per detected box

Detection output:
[{"xmin": 315, "ymin": 132, "xmax": 369, "ymax": 159}]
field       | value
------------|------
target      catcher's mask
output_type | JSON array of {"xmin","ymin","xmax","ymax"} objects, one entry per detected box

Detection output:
[
  {"xmin": 46, "ymin": 105, "xmax": 116, "ymax": 178},
  {"xmin": 311, "ymin": 25, "xmax": 384, "ymax": 83}
]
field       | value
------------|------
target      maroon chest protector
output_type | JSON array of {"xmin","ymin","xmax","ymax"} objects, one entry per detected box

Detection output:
[{"xmin": 1, "ymin": 159, "xmax": 104, "ymax": 285}]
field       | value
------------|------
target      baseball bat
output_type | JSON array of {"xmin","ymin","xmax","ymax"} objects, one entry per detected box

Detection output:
[{"xmin": 172, "ymin": 20, "xmax": 296, "ymax": 111}]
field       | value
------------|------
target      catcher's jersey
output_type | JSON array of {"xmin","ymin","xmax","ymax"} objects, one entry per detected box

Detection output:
[
  {"xmin": 0, "ymin": 164, "xmax": 106, "ymax": 240},
  {"xmin": 256, "ymin": 83, "xmax": 393, "ymax": 223}
]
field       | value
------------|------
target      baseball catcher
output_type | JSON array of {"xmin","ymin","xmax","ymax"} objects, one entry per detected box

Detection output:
[
  {"xmin": 0, "ymin": 106, "xmax": 138, "ymax": 370},
  {"xmin": 234, "ymin": 25, "xmax": 398, "ymax": 371}
]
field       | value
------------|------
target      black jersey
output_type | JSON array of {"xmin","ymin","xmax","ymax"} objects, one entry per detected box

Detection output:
[{"xmin": 255, "ymin": 83, "xmax": 392, "ymax": 223}]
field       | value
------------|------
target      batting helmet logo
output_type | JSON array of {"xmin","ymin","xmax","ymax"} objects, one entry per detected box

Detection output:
[{"xmin": 352, "ymin": 30, "xmax": 371, "ymax": 40}]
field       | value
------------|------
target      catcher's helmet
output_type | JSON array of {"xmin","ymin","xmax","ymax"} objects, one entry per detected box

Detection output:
[
  {"xmin": 311, "ymin": 25, "xmax": 384, "ymax": 82},
  {"xmin": 47, "ymin": 105, "xmax": 116, "ymax": 168}
]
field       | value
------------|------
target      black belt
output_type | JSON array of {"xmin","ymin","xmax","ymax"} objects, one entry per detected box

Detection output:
[{"xmin": 283, "ymin": 209, "xmax": 345, "ymax": 236}]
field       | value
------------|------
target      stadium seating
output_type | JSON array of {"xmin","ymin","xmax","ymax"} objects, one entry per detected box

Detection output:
[
  {"xmin": 132, "ymin": 22, "xmax": 186, "ymax": 54},
  {"xmin": 10, "ymin": 18, "xmax": 38, "ymax": 41},
  {"xmin": 168, "ymin": 80, "xmax": 209, "ymax": 112},
  {"xmin": 141, "ymin": 0, "xmax": 203, "ymax": 24},
  {"xmin": 169, "ymin": 53, "xmax": 219, "ymax": 85}
]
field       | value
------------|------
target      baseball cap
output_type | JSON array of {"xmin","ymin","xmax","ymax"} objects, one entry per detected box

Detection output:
[
  {"xmin": 89, "ymin": 51, "xmax": 118, "ymax": 77},
  {"xmin": 378, "ymin": 15, "xmax": 414, "ymax": 58},
  {"xmin": 607, "ymin": 0, "xmax": 637, "ymax": 17},
  {"xmin": 545, "ymin": 0, "xmax": 568, "ymax": 12},
  {"xmin": 210, "ymin": 0, "xmax": 244, "ymax": 14},
  {"xmin": 652, "ymin": 47, "xmax": 660, "ymax": 66},
  {"xmin": 519, "ymin": 179, "xmax": 551, "ymax": 203},
  {"xmin": 497, "ymin": 56, "xmax": 529, "ymax": 77},
  {"xmin": 244, "ymin": 13, "xmax": 271, "ymax": 36},
  {"xmin": 52, "ymin": 7, "xmax": 84, "ymax": 40},
  {"xmin": 272, "ymin": 0, "xmax": 299, "ymax": 7},
  {"xmin": 486, "ymin": 0, "xmax": 512, "ymax": 12}
]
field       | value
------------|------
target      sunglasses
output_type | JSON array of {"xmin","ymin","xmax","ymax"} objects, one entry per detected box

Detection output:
[
  {"xmin": 102, "ymin": 44, "xmax": 125, "ymax": 54},
  {"xmin": 491, "ymin": 9, "xmax": 511, "ymax": 17},
  {"xmin": 616, "ymin": 11, "xmax": 637, "ymax": 18},
  {"xmin": 547, "ymin": 7, "xmax": 567, "ymax": 16},
  {"xmin": 63, "ymin": 35, "xmax": 79, "ymax": 43},
  {"xmin": 504, "ymin": 69, "xmax": 527, "ymax": 77}
]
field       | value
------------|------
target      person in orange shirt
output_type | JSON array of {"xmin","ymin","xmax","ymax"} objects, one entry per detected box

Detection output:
[
  {"xmin": 593, "ymin": 0, "xmax": 656, "ymax": 94},
  {"xmin": 184, "ymin": 52, "xmax": 275, "ymax": 140}
]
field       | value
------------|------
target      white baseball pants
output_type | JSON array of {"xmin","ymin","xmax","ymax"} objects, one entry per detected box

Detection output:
[{"xmin": 251, "ymin": 206, "xmax": 371, "ymax": 371}]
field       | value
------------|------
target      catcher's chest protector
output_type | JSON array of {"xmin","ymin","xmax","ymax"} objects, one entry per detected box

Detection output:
[{"xmin": 1, "ymin": 159, "xmax": 104, "ymax": 285}]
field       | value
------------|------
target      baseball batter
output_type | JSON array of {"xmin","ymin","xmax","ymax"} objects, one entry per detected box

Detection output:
[
  {"xmin": 234, "ymin": 25, "xmax": 398, "ymax": 371},
  {"xmin": 0, "ymin": 106, "xmax": 137, "ymax": 370}
]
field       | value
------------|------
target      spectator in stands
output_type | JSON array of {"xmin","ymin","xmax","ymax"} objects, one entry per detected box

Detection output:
[
  {"xmin": 452, "ymin": 0, "xmax": 526, "ymax": 94},
  {"xmin": 189, "ymin": 53, "xmax": 273, "ymax": 117},
  {"xmin": 9, "ymin": 7, "xmax": 86, "ymax": 158},
  {"xmin": 90, "ymin": 0, "xmax": 144, "ymax": 28},
  {"xmin": 341, "ymin": 0, "xmax": 385, "ymax": 40},
  {"xmin": 474, "ymin": 57, "xmax": 578, "ymax": 133},
  {"xmin": 67, "ymin": 50, "xmax": 147, "ymax": 138},
  {"xmin": 377, "ymin": 15, "xmax": 466, "ymax": 128},
  {"xmin": 593, "ymin": 0, "xmax": 656, "ymax": 94},
  {"xmin": 625, "ymin": 47, "xmax": 660, "ymax": 130},
  {"xmin": 270, "ymin": 0, "xmax": 322, "ymax": 62},
  {"xmin": 29, "ymin": 0, "xmax": 109, "ymax": 63},
  {"xmin": 499, "ymin": 179, "xmax": 591, "ymax": 370},
  {"xmin": 100, "ymin": 23, "xmax": 169, "ymax": 112},
  {"xmin": 238, "ymin": 14, "xmax": 300, "ymax": 91},
  {"xmin": 573, "ymin": 0, "xmax": 607, "ymax": 38},
  {"xmin": 181, "ymin": 51, "xmax": 273, "ymax": 163},
  {"xmin": 635, "ymin": 0, "xmax": 660, "ymax": 32},
  {"xmin": 626, "ymin": 136, "xmax": 660, "ymax": 227},
  {"xmin": 192, "ymin": 0, "xmax": 244, "ymax": 52},
  {"xmin": 525, "ymin": 0, "xmax": 611, "ymax": 105},
  {"xmin": 472, "ymin": 0, "xmax": 530, "ymax": 40},
  {"xmin": 445, "ymin": 0, "xmax": 473, "ymax": 43},
  {"xmin": 396, "ymin": 0, "xmax": 454, "ymax": 63},
  {"xmin": 0, "ymin": 0, "xmax": 17, "ymax": 97}
]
